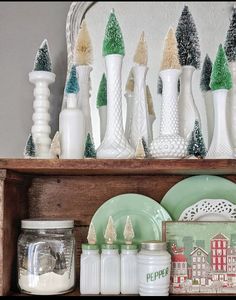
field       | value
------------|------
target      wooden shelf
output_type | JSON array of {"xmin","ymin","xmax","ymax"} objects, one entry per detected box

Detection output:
[{"xmin": 0, "ymin": 158, "xmax": 236, "ymax": 175}]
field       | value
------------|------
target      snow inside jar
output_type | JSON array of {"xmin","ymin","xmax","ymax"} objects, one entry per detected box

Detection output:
[{"xmin": 17, "ymin": 219, "xmax": 75, "ymax": 295}]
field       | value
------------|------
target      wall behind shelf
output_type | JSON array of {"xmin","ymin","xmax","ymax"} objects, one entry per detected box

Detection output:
[{"xmin": 0, "ymin": 1, "xmax": 234, "ymax": 158}]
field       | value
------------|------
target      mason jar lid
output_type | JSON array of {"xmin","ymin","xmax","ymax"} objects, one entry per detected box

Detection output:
[
  {"xmin": 21, "ymin": 219, "xmax": 74, "ymax": 229},
  {"xmin": 121, "ymin": 244, "xmax": 138, "ymax": 250},
  {"xmin": 141, "ymin": 240, "xmax": 166, "ymax": 251},
  {"xmin": 82, "ymin": 244, "xmax": 99, "ymax": 250},
  {"xmin": 101, "ymin": 244, "xmax": 119, "ymax": 250}
]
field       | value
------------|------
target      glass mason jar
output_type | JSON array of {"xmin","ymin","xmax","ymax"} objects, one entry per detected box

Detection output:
[
  {"xmin": 137, "ymin": 240, "xmax": 171, "ymax": 296},
  {"xmin": 17, "ymin": 219, "xmax": 76, "ymax": 295}
]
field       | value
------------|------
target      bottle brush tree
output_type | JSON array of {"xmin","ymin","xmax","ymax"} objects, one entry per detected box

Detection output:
[
  {"xmin": 75, "ymin": 19, "xmax": 93, "ymax": 66},
  {"xmin": 102, "ymin": 9, "xmax": 125, "ymax": 56},
  {"xmin": 224, "ymin": 9, "xmax": 236, "ymax": 62},
  {"xmin": 200, "ymin": 54, "xmax": 212, "ymax": 92},
  {"xmin": 66, "ymin": 65, "xmax": 79, "ymax": 94},
  {"xmin": 210, "ymin": 44, "xmax": 232, "ymax": 91},
  {"xmin": 125, "ymin": 69, "xmax": 134, "ymax": 93},
  {"xmin": 24, "ymin": 133, "xmax": 36, "ymax": 158},
  {"xmin": 133, "ymin": 31, "xmax": 148, "ymax": 65},
  {"xmin": 146, "ymin": 85, "xmax": 155, "ymax": 117},
  {"xmin": 160, "ymin": 27, "xmax": 180, "ymax": 71},
  {"xmin": 84, "ymin": 133, "xmax": 96, "ymax": 158},
  {"xmin": 34, "ymin": 39, "xmax": 52, "ymax": 72},
  {"xmin": 187, "ymin": 120, "xmax": 207, "ymax": 158},
  {"xmin": 96, "ymin": 73, "xmax": 107, "ymax": 108},
  {"xmin": 142, "ymin": 137, "xmax": 150, "ymax": 158},
  {"xmin": 176, "ymin": 5, "xmax": 201, "ymax": 68}
]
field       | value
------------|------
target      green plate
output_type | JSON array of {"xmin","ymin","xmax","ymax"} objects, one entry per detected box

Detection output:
[
  {"xmin": 91, "ymin": 193, "xmax": 172, "ymax": 247},
  {"xmin": 161, "ymin": 175, "xmax": 236, "ymax": 220}
]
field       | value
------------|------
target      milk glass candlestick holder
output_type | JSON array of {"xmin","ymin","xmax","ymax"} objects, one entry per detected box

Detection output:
[
  {"xmin": 207, "ymin": 44, "xmax": 233, "ymax": 158},
  {"xmin": 97, "ymin": 9, "xmax": 134, "ymax": 159},
  {"xmin": 150, "ymin": 28, "xmax": 188, "ymax": 158},
  {"xmin": 30, "ymin": 39, "xmax": 55, "ymax": 158},
  {"xmin": 75, "ymin": 20, "xmax": 93, "ymax": 138},
  {"xmin": 130, "ymin": 32, "xmax": 151, "ymax": 149},
  {"xmin": 96, "ymin": 73, "xmax": 107, "ymax": 143}
]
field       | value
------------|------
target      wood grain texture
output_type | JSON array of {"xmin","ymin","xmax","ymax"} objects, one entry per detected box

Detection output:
[{"xmin": 0, "ymin": 158, "xmax": 236, "ymax": 175}]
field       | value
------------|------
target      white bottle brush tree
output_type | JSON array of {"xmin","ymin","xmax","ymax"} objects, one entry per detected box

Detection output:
[
  {"xmin": 200, "ymin": 54, "xmax": 213, "ymax": 146},
  {"xmin": 30, "ymin": 39, "xmax": 56, "ymax": 158},
  {"xmin": 224, "ymin": 9, "xmax": 236, "ymax": 151},
  {"xmin": 75, "ymin": 20, "xmax": 93, "ymax": 139},
  {"xmin": 176, "ymin": 5, "xmax": 201, "ymax": 142},
  {"xmin": 150, "ymin": 27, "xmax": 187, "ymax": 158},
  {"xmin": 97, "ymin": 9, "xmax": 134, "ymax": 159},
  {"xmin": 96, "ymin": 73, "xmax": 107, "ymax": 143}
]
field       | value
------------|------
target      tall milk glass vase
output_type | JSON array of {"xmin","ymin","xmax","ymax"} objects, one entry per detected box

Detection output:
[
  {"xmin": 97, "ymin": 54, "xmax": 134, "ymax": 159},
  {"xmin": 150, "ymin": 69, "xmax": 187, "ymax": 158},
  {"xmin": 228, "ymin": 62, "xmax": 236, "ymax": 152},
  {"xmin": 59, "ymin": 94, "xmax": 85, "ymax": 159},
  {"xmin": 207, "ymin": 89, "xmax": 234, "ymax": 158},
  {"xmin": 179, "ymin": 66, "xmax": 200, "ymax": 141},
  {"xmin": 29, "ymin": 71, "xmax": 55, "ymax": 158}
]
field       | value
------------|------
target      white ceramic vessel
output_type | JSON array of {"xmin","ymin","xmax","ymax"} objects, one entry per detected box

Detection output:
[
  {"xmin": 121, "ymin": 245, "xmax": 138, "ymax": 295},
  {"xmin": 97, "ymin": 55, "xmax": 134, "ymax": 159},
  {"xmin": 59, "ymin": 94, "xmax": 85, "ymax": 159},
  {"xmin": 29, "ymin": 71, "xmax": 55, "ymax": 158},
  {"xmin": 98, "ymin": 105, "xmax": 107, "ymax": 143},
  {"xmin": 100, "ymin": 245, "xmax": 120, "ymax": 295},
  {"xmin": 207, "ymin": 89, "xmax": 234, "ymax": 158},
  {"xmin": 227, "ymin": 62, "xmax": 236, "ymax": 153},
  {"xmin": 80, "ymin": 245, "xmax": 100, "ymax": 295},
  {"xmin": 130, "ymin": 65, "xmax": 151, "ymax": 149},
  {"xmin": 124, "ymin": 92, "xmax": 134, "ymax": 140},
  {"xmin": 150, "ymin": 69, "xmax": 188, "ymax": 158},
  {"xmin": 77, "ymin": 65, "xmax": 93, "ymax": 138},
  {"xmin": 204, "ymin": 90, "xmax": 214, "ymax": 147},
  {"xmin": 178, "ymin": 66, "xmax": 200, "ymax": 141}
]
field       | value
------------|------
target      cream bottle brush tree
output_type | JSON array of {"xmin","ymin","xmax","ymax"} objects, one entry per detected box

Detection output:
[
  {"xmin": 96, "ymin": 73, "xmax": 107, "ymax": 143},
  {"xmin": 224, "ymin": 9, "xmax": 236, "ymax": 152},
  {"xmin": 123, "ymin": 216, "xmax": 135, "ymax": 245},
  {"xmin": 200, "ymin": 54, "xmax": 213, "ymax": 147},
  {"xmin": 75, "ymin": 19, "xmax": 93, "ymax": 139},
  {"xmin": 150, "ymin": 27, "xmax": 188, "ymax": 159},
  {"xmin": 130, "ymin": 32, "xmax": 151, "ymax": 149},
  {"xmin": 146, "ymin": 85, "xmax": 156, "ymax": 141},
  {"xmin": 87, "ymin": 222, "xmax": 97, "ymax": 245},
  {"xmin": 104, "ymin": 216, "xmax": 117, "ymax": 245},
  {"xmin": 29, "ymin": 39, "xmax": 55, "ymax": 158},
  {"xmin": 124, "ymin": 69, "xmax": 135, "ymax": 140},
  {"xmin": 207, "ymin": 44, "xmax": 233, "ymax": 159},
  {"xmin": 97, "ymin": 9, "xmax": 134, "ymax": 159},
  {"xmin": 176, "ymin": 5, "xmax": 201, "ymax": 142}
]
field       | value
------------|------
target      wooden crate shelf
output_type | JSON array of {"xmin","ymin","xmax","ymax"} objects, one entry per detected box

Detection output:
[{"xmin": 0, "ymin": 159, "xmax": 235, "ymax": 296}]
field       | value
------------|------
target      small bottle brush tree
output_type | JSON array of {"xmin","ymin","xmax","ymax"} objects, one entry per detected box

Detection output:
[
  {"xmin": 224, "ymin": 9, "xmax": 236, "ymax": 62},
  {"xmin": 34, "ymin": 39, "xmax": 52, "ymax": 72},
  {"xmin": 176, "ymin": 5, "xmax": 200, "ymax": 68},
  {"xmin": 66, "ymin": 65, "xmax": 79, "ymax": 94},
  {"xmin": 96, "ymin": 73, "xmax": 107, "ymax": 108},
  {"xmin": 210, "ymin": 44, "xmax": 232, "ymax": 91},
  {"xmin": 84, "ymin": 133, "xmax": 96, "ymax": 158},
  {"xmin": 133, "ymin": 31, "xmax": 148, "ymax": 65},
  {"xmin": 200, "ymin": 54, "xmax": 212, "ymax": 92},
  {"xmin": 187, "ymin": 120, "xmax": 207, "ymax": 159},
  {"xmin": 24, "ymin": 133, "xmax": 36, "ymax": 158},
  {"xmin": 142, "ymin": 137, "xmax": 150, "ymax": 158}
]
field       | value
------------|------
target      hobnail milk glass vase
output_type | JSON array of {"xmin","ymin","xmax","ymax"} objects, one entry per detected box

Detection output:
[
  {"xmin": 29, "ymin": 70, "xmax": 56, "ymax": 158},
  {"xmin": 150, "ymin": 69, "xmax": 188, "ymax": 158},
  {"xmin": 97, "ymin": 54, "xmax": 134, "ymax": 159},
  {"xmin": 98, "ymin": 105, "xmax": 107, "ymax": 143},
  {"xmin": 130, "ymin": 65, "xmax": 151, "ymax": 148},
  {"xmin": 207, "ymin": 89, "xmax": 234, "ymax": 159},
  {"xmin": 228, "ymin": 62, "xmax": 236, "ymax": 153},
  {"xmin": 178, "ymin": 66, "xmax": 201, "ymax": 141}
]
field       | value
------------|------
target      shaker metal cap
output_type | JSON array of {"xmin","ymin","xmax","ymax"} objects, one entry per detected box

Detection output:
[
  {"xmin": 141, "ymin": 240, "xmax": 166, "ymax": 251},
  {"xmin": 21, "ymin": 218, "xmax": 74, "ymax": 229}
]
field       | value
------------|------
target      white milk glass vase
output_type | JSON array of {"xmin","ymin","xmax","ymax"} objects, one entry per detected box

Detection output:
[
  {"xmin": 77, "ymin": 65, "xmax": 93, "ymax": 137},
  {"xmin": 150, "ymin": 69, "xmax": 188, "ymax": 158},
  {"xmin": 178, "ymin": 66, "xmax": 200, "ymax": 141},
  {"xmin": 204, "ymin": 90, "xmax": 214, "ymax": 147},
  {"xmin": 228, "ymin": 62, "xmax": 236, "ymax": 152},
  {"xmin": 207, "ymin": 89, "xmax": 234, "ymax": 158},
  {"xmin": 130, "ymin": 65, "xmax": 151, "ymax": 148},
  {"xmin": 124, "ymin": 91, "xmax": 134, "ymax": 140},
  {"xmin": 97, "ymin": 54, "xmax": 134, "ymax": 158},
  {"xmin": 98, "ymin": 105, "xmax": 107, "ymax": 143},
  {"xmin": 29, "ymin": 71, "xmax": 55, "ymax": 158},
  {"xmin": 59, "ymin": 94, "xmax": 85, "ymax": 159}
]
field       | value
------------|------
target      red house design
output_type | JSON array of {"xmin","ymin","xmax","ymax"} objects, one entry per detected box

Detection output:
[
  {"xmin": 211, "ymin": 233, "xmax": 228, "ymax": 273},
  {"xmin": 171, "ymin": 244, "xmax": 188, "ymax": 287}
]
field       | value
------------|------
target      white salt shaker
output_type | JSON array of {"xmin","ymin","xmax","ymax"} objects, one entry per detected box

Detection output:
[
  {"xmin": 101, "ymin": 244, "xmax": 120, "ymax": 295},
  {"xmin": 80, "ymin": 244, "xmax": 100, "ymax": 295},
  {"xmin": 121, "ymin": 244, "xmax": 138, "ymax": 294},
  {"xmin": 137, "ymin": 241, "xmax": 171, "ymax": 296}
]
